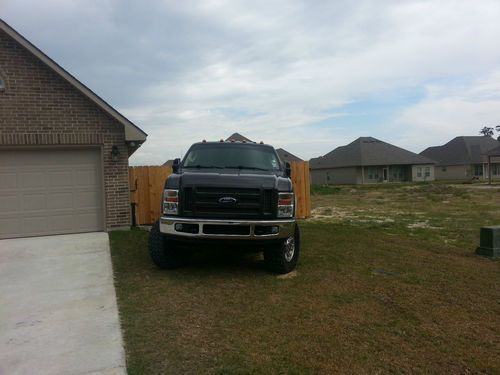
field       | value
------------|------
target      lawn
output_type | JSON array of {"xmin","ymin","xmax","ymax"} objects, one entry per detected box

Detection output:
[{"xmin": 110, "ymin": 183, "xmax": 500, "ymax": 374}]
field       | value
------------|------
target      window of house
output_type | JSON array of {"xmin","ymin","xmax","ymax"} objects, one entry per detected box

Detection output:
[
  {"xmin": 416, "ymin": 167, "xmax": 422, "ymax": 178},
  {"xmin": 473, "ymin": 164, "xmax": 483, "ymax": 176},
  {"xmin": 391, "ymin": 167, "xmax": 403, "ymax": 180},
  {"xmin": 441, "ymin": 167, "xmax": 447, "ymax": 172},
  {"xmin": 0, "ymin": 76, "xmax": 5, "ymax": 91},
  {"xmin": 425, "ymin": 167, "xmax": 430, "ymax": 177},
  {"xmin": 367, "ymin": 167, "xmax": 379, "ymax": 180},
  {"xmin": 492, "ymin": 164, "xmax": 500, "ymax": 175}
]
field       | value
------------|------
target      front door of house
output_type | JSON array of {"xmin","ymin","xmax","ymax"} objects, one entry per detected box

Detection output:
[{"xmin": 383, "ymin": 168, "xmax": 388, "ymax": 182}]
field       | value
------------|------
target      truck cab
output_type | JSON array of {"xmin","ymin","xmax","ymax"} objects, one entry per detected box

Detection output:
[{"xmin": 149, "ymin": 140, "xmax": 300, "ymax": 274}]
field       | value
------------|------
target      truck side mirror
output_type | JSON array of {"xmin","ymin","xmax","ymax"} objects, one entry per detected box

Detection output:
[
  {"xmin": 172, "ymin": 158, "xmax": 180, "ymax": 173},
  {"xmin": 285, "ymin": 162, "xmax": 291, "ymax": 178}
]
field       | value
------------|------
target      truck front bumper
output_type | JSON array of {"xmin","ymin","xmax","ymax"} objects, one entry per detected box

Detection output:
[{"xmin": 160, "ymin": 216, "xmax": 295, "ymax": 240}]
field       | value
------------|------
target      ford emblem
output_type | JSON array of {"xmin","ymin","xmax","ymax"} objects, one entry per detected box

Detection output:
[{"xmin": 218, "ymin": 196, "xmax": 238, "ymax": 205}]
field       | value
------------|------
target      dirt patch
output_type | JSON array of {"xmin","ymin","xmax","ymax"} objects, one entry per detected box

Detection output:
[
  {"xmin": 277, "ymin": 270, "xmax": 298, "ymax": 279},
  {"xmin": 407, "ymin": 221, "xmax": 441, "ymax": 230},
  {"xmin": 309, "ymin": 206, "xmax": 358, "ymax": 221},
  {"xmin": 309, "ymin": 206, "xmax": 397, "ymax": 225}
]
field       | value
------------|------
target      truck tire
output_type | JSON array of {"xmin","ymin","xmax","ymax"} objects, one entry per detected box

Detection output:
[
  {"xmin": 264, "ymin": 223, "xmax": 300, "ymax": 274},
  {"xmin": 149, "ymin": 220, "xmax": 189, "ymax": 269}
]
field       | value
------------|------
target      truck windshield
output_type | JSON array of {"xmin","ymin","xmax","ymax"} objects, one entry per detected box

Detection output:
[{"xmin": 183, "ymin": 144, "xmax": 281, "ymax": 171}]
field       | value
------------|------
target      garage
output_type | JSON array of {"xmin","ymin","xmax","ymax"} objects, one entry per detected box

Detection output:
[
  {"xmin": 0, "ymin": 148, "xmax": 104, "ymax": 239},
  {"xmin": 1, "ymin": 20, "xmax": 147, "ymax": 237}
]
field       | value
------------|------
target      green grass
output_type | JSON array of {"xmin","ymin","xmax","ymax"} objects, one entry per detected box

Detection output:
[
  {"xmin": 311, "ymin": 184, "xmax": 343, "ymax": 195},
  {"xmin": 311, "ymin": 180, "xmax": 498, "ymax": 195},
  {"xmin": 110, "ymin": 184, "xmax": 500, "ymax": 374}
]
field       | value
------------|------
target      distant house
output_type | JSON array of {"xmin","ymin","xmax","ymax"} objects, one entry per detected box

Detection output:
[
  {"xmin": 163, "ymin": 159, "xmax": 174, "ymax": 167},
  {"xmin": 225, "ymin": 132, "xmax": 253, "ymax": 142},
  {"xmin": 420, "ymin": 136, "xmax": 500, "ymax": 180},
  {"xmin": 276, "ymin": 148, "xmax": 303, "ymax": 165},
  {"xmin": 310, "ymin": 137, "xmax": 436, "ymax": 185}
]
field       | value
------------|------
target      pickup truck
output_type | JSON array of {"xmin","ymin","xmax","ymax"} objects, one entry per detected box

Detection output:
[{"xmin": 149, "ymin": 140, "xmax": 300, "ymax": 274}]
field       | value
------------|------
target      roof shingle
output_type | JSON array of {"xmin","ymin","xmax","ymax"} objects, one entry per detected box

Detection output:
[
  {"xmin": 225, "ymin": 133, "xmax": 253, "ymax": 142},
  {"xmin": 276, "ymin": 148, "xmax": 303, "ymax": 163},
  {"xmin": 310, "ymin": 137, "xmax": 435, "ymax": 169},
  {"xmin": 420, "ymin": 136, "xmax": 500, "ymax": 166}
]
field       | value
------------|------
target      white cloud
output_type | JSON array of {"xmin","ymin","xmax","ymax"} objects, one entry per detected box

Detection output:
[
  {"xmin": 3, "ymin": 0, "xmax": 500, "ymax": 163},
  {"xmin": 392, "ymin": 71, "xmax": 500, "ymax": 153}
]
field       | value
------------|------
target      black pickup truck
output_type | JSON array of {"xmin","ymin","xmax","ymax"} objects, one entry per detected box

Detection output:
[{"xmin": 148, "ymin": 140, "xmax": 300, "ymax": 274}]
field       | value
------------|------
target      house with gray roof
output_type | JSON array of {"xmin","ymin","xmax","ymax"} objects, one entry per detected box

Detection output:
[
  {"xmin": 420, "ymin": 136, "xmax": 500, "ymax": 180},
  {"xmin": 163, "ymin": 159, "xmax": 174, "ymax": 167},
  {"xmin": 276, "ymin": 148, "xmax": 303, "ymax": 165},
  {"xmin": 225, "ymin": 132, "xmax": 253, "ymax": 142},
  {"xmin": 310, "ymin": 137, "xmax": 436, "ymax": 185}
]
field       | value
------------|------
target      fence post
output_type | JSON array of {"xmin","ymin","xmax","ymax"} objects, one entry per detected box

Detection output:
[
  {"xmin": 304, "ymin": 161, "xmax": 311, "ymax": 217},
  {"xmin": 290, "ymin": 161, "xmax": 311, "ymax": 219},
  {"xmin": 129, "ymin": 167, "xmax": 138, "ymax": 226}
]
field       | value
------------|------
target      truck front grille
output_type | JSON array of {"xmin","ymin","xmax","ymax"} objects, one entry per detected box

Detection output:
[
  {"xmin": 181, "ymin": 187, "xmax": 275, "ymax": 219},
  {"xmin": 203, "ymin": 224, "xmax": 250, "ymax": 235}
]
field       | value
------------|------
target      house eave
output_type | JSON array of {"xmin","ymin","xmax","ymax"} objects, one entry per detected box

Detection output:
[
  {"xmin": 311, "ymin": 162, "xmax": 435, "ymax": 170},
  {"xmin": 0, "ymin": 19, "xmax": 147, "ymax": 144}
]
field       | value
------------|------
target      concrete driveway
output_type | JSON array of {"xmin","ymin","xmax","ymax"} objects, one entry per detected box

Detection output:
[{"xmin": 0, "ymin": 233, "xmax": 126, "ymax": 375}]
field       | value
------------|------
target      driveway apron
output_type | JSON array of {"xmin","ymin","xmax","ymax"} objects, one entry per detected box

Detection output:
[{"xmin": 0, "ymin": 232, "xmax": 126, "ymax": 375}]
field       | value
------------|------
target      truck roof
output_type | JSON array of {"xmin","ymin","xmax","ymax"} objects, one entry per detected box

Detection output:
[{"xmin": 192, "ymin": 140, "xmax": 273, "ymax": 147}]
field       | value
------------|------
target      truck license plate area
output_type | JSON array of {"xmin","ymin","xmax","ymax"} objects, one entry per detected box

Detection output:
[{"xmin": 203, "ymin": 224, "xmax": 250, "ymax": 235}]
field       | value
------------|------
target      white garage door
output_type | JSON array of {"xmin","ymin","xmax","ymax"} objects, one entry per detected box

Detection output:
[{"xmin": 0, "ymin": 148, "xmax": 104, "ymax": 239}]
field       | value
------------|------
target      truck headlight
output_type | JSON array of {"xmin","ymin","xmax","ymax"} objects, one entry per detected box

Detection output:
[
  {"xmin": 163, "ymin": 189, "xmax": 179, "ymax": 215},
  {"xmin": 277, "ymin": 192, "xmax": 294, "ymax": 218}
]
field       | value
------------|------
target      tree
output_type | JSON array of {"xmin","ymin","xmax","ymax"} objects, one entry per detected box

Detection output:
[
  {"xmin": 497, "ymin": 125, "xmax": 500, "ymax": 140},
  {"xmin": 479, "ymin": 126, "xmax": 494, "ymax": 137}
]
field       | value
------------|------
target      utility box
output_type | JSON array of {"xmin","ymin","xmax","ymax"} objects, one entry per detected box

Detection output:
[{"xmin": 476, "ymin": 226, "xmax": 500, "ymax": 259}]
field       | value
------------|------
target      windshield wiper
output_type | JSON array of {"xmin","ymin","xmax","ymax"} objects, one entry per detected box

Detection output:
[
  {"xmin": 226, "ymin": 165, "xmax": 270, "ymax": 171},
  {"xmin": 183, "ymin": 165, "xmax": 224, "ymax": 169}
]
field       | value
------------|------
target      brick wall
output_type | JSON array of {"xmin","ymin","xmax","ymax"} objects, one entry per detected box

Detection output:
[{"xmin": 0, "ymin": 29, "xmax": 131, "ymax": 229}]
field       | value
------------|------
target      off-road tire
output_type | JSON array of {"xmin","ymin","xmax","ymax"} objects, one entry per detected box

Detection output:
[
  {"xmin": 149, "ymin": 220, "xmax": 189, "ymax": 269},
  {"xmin": 264, "ymin": 223, "xmax": 300, "ymax": 274}
]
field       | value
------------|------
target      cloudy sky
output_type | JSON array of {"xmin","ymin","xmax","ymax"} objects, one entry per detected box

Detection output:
[{"xmin": 3, "ymin": 0, "xmax": 500, "ymax": 165}]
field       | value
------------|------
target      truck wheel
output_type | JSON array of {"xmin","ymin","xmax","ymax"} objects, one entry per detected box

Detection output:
[
  {"xmin": 264, "ymin": 223, "xmax": 300, "ymax": 274},
  {"xmin": 149, "ymin": 220, "xmax": 189, "ymax": 269}
]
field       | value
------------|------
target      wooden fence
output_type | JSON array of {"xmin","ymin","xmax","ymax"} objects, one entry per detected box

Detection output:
[
  {"xmin": 291, "ymin": 161, "xmax": 311, "ymax": 220},
  {"xmin": 129, "ymin": 162, "xmax": 311, "ymax": 225},
  {"xmin": 129, "ymin": 166, "xmax": 172, "ymax": 225}
]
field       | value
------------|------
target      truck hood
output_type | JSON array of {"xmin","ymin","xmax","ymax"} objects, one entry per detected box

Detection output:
[{"xmin": 166, "ymin": 171, "xmax": 292, "ymax": 191}]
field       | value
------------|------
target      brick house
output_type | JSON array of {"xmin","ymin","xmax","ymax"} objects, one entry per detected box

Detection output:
[
  {"xmin": 0, "ymin": 19, "xmax": 147, "ymax": 239},
  {"xmin": 310, "ymin": 137, "xmax": 436, "ymax": 185},
  {"xmin": 420, "ymin": 136, "xmax": 500, "ymax": 181}
]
